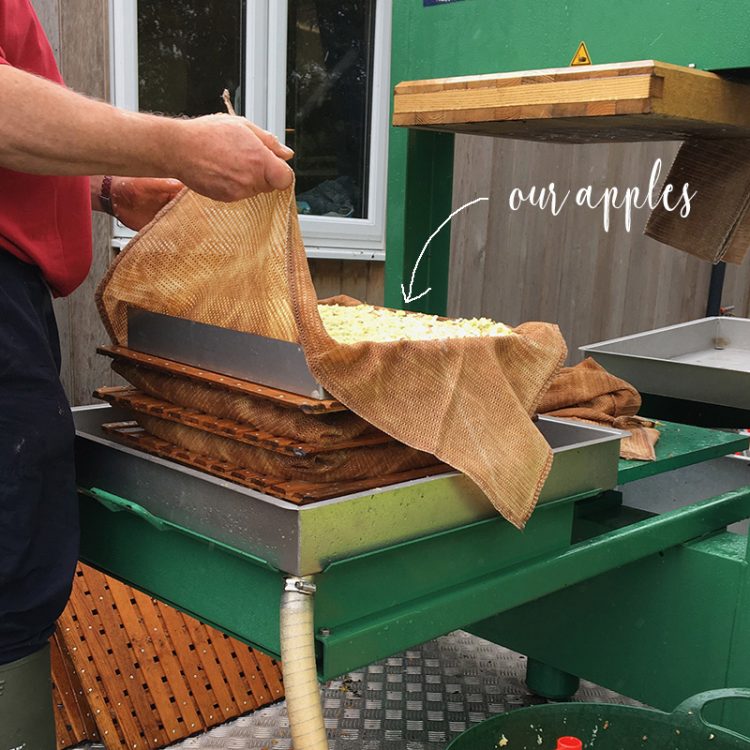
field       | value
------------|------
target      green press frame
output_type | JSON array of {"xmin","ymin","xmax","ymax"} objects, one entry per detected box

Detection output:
[
  {"xmin": 78, "ymin": 0, "xmax": 750, "ymax": 739},
  {"xmin": 384, "ymin": 0, "xmax": 750, "ymax": 314},
  {"xmin": 79, "ymin": 424, "xmax": 750, "ymax": 732},
  {"xmin": 378, "ymin": 0, "xmax": 750, "ymax": 731}
]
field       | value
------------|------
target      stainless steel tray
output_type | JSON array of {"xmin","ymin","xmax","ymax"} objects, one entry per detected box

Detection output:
[
  {"xmin": 127, "ymin": 308, "xmax": 330, "ymax": 400},
  {"xmin": 581, "ymin": 317, "xmax": 750, "ymax": 411},
  {"xmin": 74, "ymin": 405, "xmax": 623, "ymax": 575}
]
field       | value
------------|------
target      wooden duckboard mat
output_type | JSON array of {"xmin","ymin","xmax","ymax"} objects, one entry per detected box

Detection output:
[
  {"xmin": 98, "ymin": 345, "xmax": 346, "ymax": 414},
  {"xmin": 95, "ymin": 386, "xmax": 393, "ymax": 456},
  {"xmin": 393, "ymin": 60, "xmax": 750, "ymax": 143},
  {"xmin": 52, "ymin": 629, "xmax": 99, "ymax": 748},
  {"xmin": 102, "ymin": 421, "xmax": 452, "ymax": 505},
  {"xmin": 53, "ymin": 563, "xmax": 284, "ymax": 750}
]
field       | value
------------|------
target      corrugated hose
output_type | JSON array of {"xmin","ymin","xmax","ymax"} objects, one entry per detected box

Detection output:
[{"xmin": 280, "ymin": 576, "xmax": 328, "ymax": 750}]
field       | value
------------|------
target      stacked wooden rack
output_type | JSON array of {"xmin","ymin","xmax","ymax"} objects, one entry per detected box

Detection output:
[{"xmin": 96, "ymin": 345, "xmax": 451, "ymax": 505}]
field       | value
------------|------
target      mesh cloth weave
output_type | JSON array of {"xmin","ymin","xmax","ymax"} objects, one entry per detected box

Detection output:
[
  {"xmin": 540, "ymin": 358, "xmax": 659, "ymax": 461},
  {"xmin": 135, "ymin": 412, "xmax": 435, "ymax": 482},
  {"xmin": 645, "ymin": 138, "xmax": 750, "ymax": 265},
  {"xmin": 112, "ymin": 360, "xmax": 375, "ymax": 445},
  {"xmin": 97, "ymin": 186, "xmax": 566, "ymax": 527}
]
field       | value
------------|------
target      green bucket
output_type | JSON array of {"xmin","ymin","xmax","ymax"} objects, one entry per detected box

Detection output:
[{"xmin": 446, "ymin": 690, "xmax": 750, "ymax": 750}]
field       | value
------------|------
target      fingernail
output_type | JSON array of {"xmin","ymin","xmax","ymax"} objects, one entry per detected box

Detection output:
[{"xmin": 281, "ymin": 145, "xmax": 294, "ymax": 157}]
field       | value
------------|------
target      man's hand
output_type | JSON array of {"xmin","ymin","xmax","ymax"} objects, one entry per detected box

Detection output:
[
  {"xmin": 0, "ymin": 65, "xmax": 294, "ymax": 202},
  {"xmin": 174, "ymin": 115, "xmax": 294, "ymax": 202},
  {"xmin": 91, "ymin": 176, "xmax": 184, "ymax": 230}
]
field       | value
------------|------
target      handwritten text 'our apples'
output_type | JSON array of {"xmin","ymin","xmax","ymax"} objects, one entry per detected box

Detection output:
[{"xmin": 508, "ymin": 158, "xmax": 695, "ymax": 231}]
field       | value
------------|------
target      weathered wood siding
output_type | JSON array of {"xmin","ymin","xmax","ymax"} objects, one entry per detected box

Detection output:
[
  {"xmin": 308, "ymin": 259, "xmax": 384, "ymax": 303},
  {"xmin": 449, "ymin": 135, "xmax": 750, "ymax": 363},
  {"xmin": 35, "ymin": 0, "xmax": 119, "ymax": 406}
]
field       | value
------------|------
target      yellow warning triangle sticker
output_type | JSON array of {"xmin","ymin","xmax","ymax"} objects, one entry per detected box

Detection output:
[{"xmin": 570, "ymin": 41, "xmax": 592, "ymax": 66}]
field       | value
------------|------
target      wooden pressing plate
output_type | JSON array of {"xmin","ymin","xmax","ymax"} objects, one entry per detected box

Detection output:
[
  {"xmin": 101, "ymin": 421, "xmax": 452, "ymax": 506},
  {"xmin": 94, "ymin": 386, "xmax": 393, "ymax": 456},
  {"xmin": 393, "ymin": 60, "xmax": 750, "ymax": 143},
  {"xmin": 98, "ymin": 345, "xmax": 346, "ymax": 414}
]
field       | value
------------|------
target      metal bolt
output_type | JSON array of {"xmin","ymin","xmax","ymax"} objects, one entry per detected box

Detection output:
[{"xmin": 284, "ymin": 576, "xmax": 317, "ymax": 594}]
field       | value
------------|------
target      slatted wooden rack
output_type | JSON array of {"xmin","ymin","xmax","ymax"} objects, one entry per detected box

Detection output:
[
  {"xmin": 95, "ymin": 386, "xmax": 393, "ymax": 456},
  {"xmin": 101, "ymin": 421, "xmax": 452, "ymax": 505},
  {"xmin": 98, "ymin": 345, "xmax": 346, "ymax": 414}
]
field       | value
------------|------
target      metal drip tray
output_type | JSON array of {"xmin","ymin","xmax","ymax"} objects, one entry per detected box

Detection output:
[
  {"xmin": 581, "ymin": 317, "xmax": 750, "ymax": 411},
  {"xmin": 127, "ymin": 308, "xmax": 330, "ymax": 400},
  {"xmin": 74, "ymin": 405, "xmax": 622, "ymax": 575}
]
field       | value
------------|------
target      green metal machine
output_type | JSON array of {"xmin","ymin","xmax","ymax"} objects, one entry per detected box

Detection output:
[
  {"xmin": 385, "ymin": 0, "xmax": 750, "ymax": 315},
  {"xmin": 76, "ymin": 0, "xmax": 750, "ymax": 742}
]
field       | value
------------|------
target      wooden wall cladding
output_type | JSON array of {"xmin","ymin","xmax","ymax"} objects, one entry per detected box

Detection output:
[
  {"xmin": 51, "ymin": 630, "xmax": 99, "ymax": 748},
  {"xmin": 448, "ymin": 135, "xmax": 750, "ymax": 363},
  {"xmin": 53, "ymin": 564, "xmax": 284, "ymax": 749},
  {"xmin": 309, "ymin": 259, "xmax": 385, "ymax": 305}
]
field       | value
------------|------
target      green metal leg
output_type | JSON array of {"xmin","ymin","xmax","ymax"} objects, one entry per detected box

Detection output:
[
  {"xmin": 384, "ymin": 128, "xmax": 455, "ymax": 315},
  {"xmin": 525, "ymin": 657, "xmax": 580, "ymax": 701}
]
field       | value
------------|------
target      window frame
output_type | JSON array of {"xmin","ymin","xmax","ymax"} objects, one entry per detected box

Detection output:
[{"xmin": 108, "ymin": 0, "xmax": 390, "ymax": 261}]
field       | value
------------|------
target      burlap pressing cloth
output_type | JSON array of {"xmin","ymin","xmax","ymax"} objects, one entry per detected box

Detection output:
[
  {"xmin": 112, "ymin": 360, "xmax": 376, "ymax": 445},
  {"xmin": 97, "ymin": 186, "xmax": 566, "ymax": 528},
  {"xmin": 136, "ymin": 413, "xmax": 435, "ymax": 482},
  {"xmin": 539, "ymin": 358, "xmax": 659, "ymax": 461},
  {"xmin": 645, "ymin": 138, "xmax": 750, "ymax": 265}
]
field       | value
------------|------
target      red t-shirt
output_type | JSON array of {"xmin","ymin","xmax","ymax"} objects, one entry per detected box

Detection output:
[{"xmin": 0, "ymin": 0, "xmax": 92, "ymax": 296}]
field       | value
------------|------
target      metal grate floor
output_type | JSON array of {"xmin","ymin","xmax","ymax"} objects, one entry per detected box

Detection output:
[{"xmin": 160, "ymin": 631, "xmax": 641, "ymax": 750}]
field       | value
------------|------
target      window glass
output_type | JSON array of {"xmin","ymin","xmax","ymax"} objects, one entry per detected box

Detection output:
[
  {"xmin": 286, "ymin": 1, "xmax": 376, "ymax": 219},
  {"xmin": 137, "ymin": 0, "xmax": 245, "ymax": 117}
]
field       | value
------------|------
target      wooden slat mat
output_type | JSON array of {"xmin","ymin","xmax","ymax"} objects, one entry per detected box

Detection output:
[
  {"xmin": 53, "ymin": 563, "xmax": 284, "ymax": 749},
  {"xmin": 51, "ymin": 630, "xmax": 99, "ymax": 748},
  {"xmin": 102, "ymin": 421, "xmax": 453, "ymax": 505},
  {"xmin": 98, "ymin": 345, "xmax": 346, "ymax": 414},
  {"xmin": 95, "ymin": 385, "xmax": 393, "ymax": 456}
]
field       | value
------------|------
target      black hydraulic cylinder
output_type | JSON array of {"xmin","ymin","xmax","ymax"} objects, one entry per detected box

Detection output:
[{"xmin": 706, "ymin": 261, "xmax": 726, "ymax": 317}]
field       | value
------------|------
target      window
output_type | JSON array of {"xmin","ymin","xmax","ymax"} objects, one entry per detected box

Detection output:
[
  {"xmin": 110, "ymin": 0, "xmax": 391, "ymax": 260},
  {"xmin": 137, "ymin": 1, "xmax": 245, "ymax": 118},
  {"xmin": 286, "ymin": 2, "xmax": 375, "ymax": 220}
]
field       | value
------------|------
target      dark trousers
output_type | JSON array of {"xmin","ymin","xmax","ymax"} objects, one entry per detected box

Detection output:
[{"xmin": 0, "ymin": 251, "xmax": 78, "ymax": 665}]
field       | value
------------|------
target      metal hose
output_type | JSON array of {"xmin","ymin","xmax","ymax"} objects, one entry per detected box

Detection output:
[{"xmin": 280, "ymin": 576, "xmax": 328, "ymax": 750}]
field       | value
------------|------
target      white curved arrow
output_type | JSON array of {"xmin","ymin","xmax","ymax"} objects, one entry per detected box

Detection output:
[{"xmin": 401, "ymin": 196, "xmax": 490, "ymax": 305}]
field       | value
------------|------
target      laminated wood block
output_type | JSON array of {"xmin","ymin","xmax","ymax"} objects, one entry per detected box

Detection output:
[{"xmin": 393, "ymin": 60, "xmax": 750, "ymax": 144}]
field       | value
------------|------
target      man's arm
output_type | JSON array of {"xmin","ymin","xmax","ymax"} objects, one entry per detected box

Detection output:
[
  {"xmin": 0, "ymin": 64, "xmax": 293, "ymax": 201},
  {"xmin": 90, "ymin": 175, "xmax": 184, "ymax": 230}
]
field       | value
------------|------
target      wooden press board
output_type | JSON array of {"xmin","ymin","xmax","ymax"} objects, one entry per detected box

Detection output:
[{"xmin": 393, "ymin": 60, "xmax": 750, "ymax": 143}]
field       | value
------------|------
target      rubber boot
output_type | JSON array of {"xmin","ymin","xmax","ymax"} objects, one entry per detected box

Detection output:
[{"xmin": 0, "ymin": 643, "xmax": 56, "ymax": 750}]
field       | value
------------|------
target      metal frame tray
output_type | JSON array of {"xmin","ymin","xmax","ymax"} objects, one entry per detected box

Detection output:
[
  {"xmin": 581, "ymin": 317, "xmax": 750, "ymax": 411},
  {"xmin": 127, "ymin": 308, "xmax": 330, "ymax": 400},
  {"xmin": 74, "ymin": 404, "xmax": 623, "ymax": 575}
]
